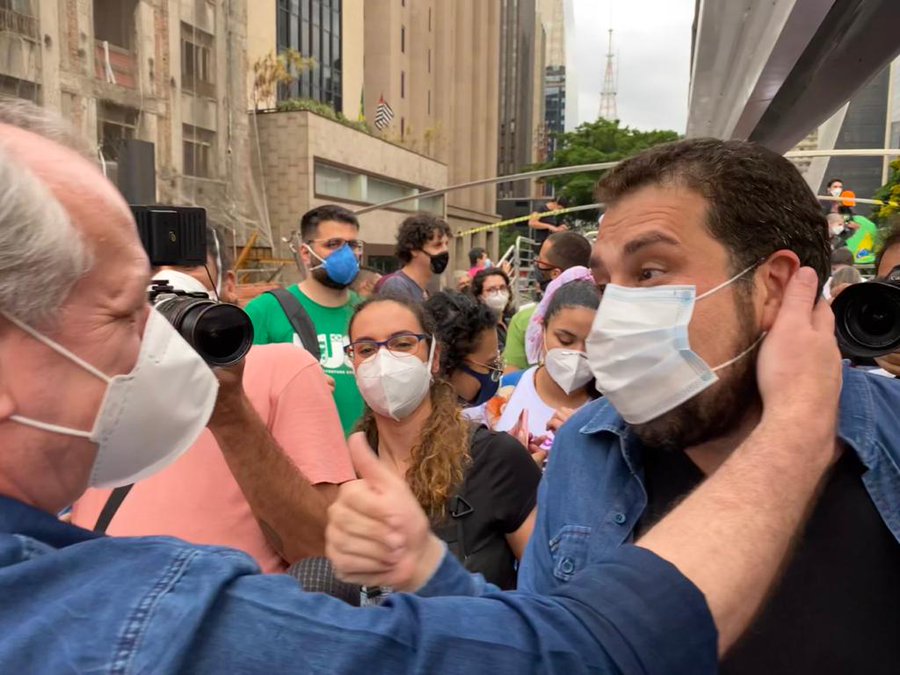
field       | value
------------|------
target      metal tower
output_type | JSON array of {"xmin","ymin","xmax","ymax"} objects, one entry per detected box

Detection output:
[{"xmin": 599, "ymin": 29, "xmax": 618, "ymax": 120}]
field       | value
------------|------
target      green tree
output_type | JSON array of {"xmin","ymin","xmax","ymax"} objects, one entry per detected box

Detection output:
[
  {"xmin": 872, "ymin": 158, "xmax": 900, "ymax": 224},
  {"xmin": 537, "ymin": 118, "xmax": 680, "ymax": 209}
]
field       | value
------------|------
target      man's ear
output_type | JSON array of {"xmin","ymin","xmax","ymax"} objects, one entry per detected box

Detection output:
[
  {"xmin": 222, "ymin": 270, "xmax": 239, "ymax": 304},
  {"xmin": 757, "ymin": 250, "xmax": 802, "ymax": 331}
]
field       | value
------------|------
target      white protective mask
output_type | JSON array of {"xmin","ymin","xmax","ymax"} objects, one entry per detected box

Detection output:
[
  {"xmin": 830, "ymin": 187, "xmax": 842, "ymax": 198},
  {"xmin": 355, "ymin": 338, "xmax": 435, "ymax": 421},
  {"xmin": 544, "ymin": 347, "xmax": 593, "ymax": 394},
  {"xmin": 830, "ymin": 223, "xmax": 845, "ymax": 236},
  {"xmin": 6, "ymin": 307, "xmax": 219, "ymax": 488},
  {"xmin": 484, "ymin": 291, "xmax": 510, "ymax": 313},
  {"xmin": 586, "ymin": 265, "xmax": 763, "ymax": 425}
]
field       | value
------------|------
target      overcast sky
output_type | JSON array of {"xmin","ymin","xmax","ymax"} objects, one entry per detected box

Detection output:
[{"xmin": 569, "ymin": 0, "xmax": 694, "ymax": 133}]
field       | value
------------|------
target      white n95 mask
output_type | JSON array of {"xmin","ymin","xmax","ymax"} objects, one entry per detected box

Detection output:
[
  {"xmin": 5, "ymin": 307, "xmax": 219, "ymax": 488},
  {"xmin": 544, "ymin": 347, "xmax": 593, "ymax": 394},
  {"xmin": 586, "ymin": 265, "xmax": 762, "ymax": 425},
  {"xmin": 355, "ymin": 339, "xmax": 435, "ymax": 421}
]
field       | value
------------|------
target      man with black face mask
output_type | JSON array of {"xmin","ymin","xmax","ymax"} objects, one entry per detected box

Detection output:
[
  {"xmin": 375, "ymin": 214, "xmax": 451, "ymax": 304},
  {"xmin": 245, "ymin": 205, "xmax": 365, "ymax": 435}
]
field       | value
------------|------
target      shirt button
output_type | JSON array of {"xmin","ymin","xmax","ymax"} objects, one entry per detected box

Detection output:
[
  {"xmin": 613, "ymin": 512, "xmax": 627, "ymax": 525},
  {"xmin": 560, "ymin": 558, "xmax": 575, "ymax": 575}
]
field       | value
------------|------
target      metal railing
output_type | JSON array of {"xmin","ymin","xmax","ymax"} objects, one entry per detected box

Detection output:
[
  {"xmin": 499, "ymin": 235, "xmax": 540, "ymax": 306},
  {"xmin": 0, "ymin": 8, "xmax": 38, "ymax": 40}
]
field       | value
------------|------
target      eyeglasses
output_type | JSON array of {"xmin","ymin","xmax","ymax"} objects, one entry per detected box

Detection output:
[
  {"xmin": 306, "ymin": 238, "xmax": 365, "ymax": 252},
  {"xmin": 345, "ymin": 333, "xmax": 430, "ymax": 360},
  {"xmin": 534, "ymin": 260, "xmax": 559, "ymax": 272},
  {"xmin": 463, "ymin": 356, "xmax": 505, "ymax": 382}
]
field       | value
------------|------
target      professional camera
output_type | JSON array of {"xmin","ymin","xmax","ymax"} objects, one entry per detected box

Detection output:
[
  {"xmin": 832, "ymin": 264, "xmax": 900, "ymax": 359},
  {"xmin": 133, "ymin": 205, "xmax": 253, "ymax": 367}
]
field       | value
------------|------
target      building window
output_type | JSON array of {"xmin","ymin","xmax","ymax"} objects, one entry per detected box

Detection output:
[
  {"xmin": 401, "ymin": 71, "xmax": 405, "ymax": 99},
  {"xmin": 0, "ymin": 74, "xmax": 39, "ymax": 101},
  {"xmin": 314, "ymin": 161, "xmax": 437, "ymax": 213},
  {"xmin": 428, "ymin": 48, "xmax": 431, "ymax": 74},
  {"xmin": 181, "ymin": 23, "xmax": 215, "ymax": 98},
  {"xmin": 0, "ymin": 0, "xmax": 38, "ymax": 40},
  {"xmin": 401, "ymin": 25, "xmax": 405, "ymax": 53},
  {"xmin": 93, "ymin": 0, "xmax": 137, "ymax": 50},
  {"xmin": 428, "ymin": 7, "xmax": 432, "ymax": 31},
  {"xmin": 427, "ymin": 90, "xmax": 431, "ymax": 115},
  {"xmin": 400, "ymin": 117, "xmax": 405, "ymax": 139},
  {"xmin": 277, "ymin": 0, "xmax": 343, "ymax": 112},
  {"xmin": 183, "ymin": 124, "xmax": 215, "ymax": 178},
  {"xmin": 98, "ymin": 101, "xmax": 139, "ymax": 161}
]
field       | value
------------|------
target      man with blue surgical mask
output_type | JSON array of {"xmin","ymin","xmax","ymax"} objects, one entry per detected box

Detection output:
[
  {"xmin": 326, "ymin": 139, "xmax": 900, "ymax": 674},
  {"xmin": 244, "ymin": 204, "xmax": 365, "ymax": 435}
]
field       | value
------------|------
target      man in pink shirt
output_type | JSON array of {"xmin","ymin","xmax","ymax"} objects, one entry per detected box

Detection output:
[{"xmin": 72, "ymin": 226, "xmax": 354, "ymax": 573}]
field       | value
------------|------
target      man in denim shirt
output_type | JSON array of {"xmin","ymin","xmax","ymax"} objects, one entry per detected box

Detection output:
[
  {"xmin": 329, "ymin": 140, "xmax": 899, "ymax": 673},
  {"xmin": 0, "ymin": 99, "xmax": 852, "ymax": 671}
]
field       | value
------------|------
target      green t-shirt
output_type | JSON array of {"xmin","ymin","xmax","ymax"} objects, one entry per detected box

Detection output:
[
  {"xmin": 244, "ymin": 285, "xmax": 364, "ymax": 436},
  {"xmin": 503, "ymin": 304, "xmax": 537, "ymax": 370}
]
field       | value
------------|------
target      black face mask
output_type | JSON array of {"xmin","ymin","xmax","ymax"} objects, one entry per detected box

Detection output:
[
  {"xmin": 311, "ymin": 266, "xmax": 352, "ymax": 290},
  {"xmin": 428, "ymin": 251, "xmax": 450, "ymax": 275},
  {"xmin": 532, "ymin": 265, "xmax": 552, "ymax": 291}
]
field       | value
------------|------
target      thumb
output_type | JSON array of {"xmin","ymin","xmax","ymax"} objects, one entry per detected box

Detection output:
[{"xmin": 348, "ymin": 432, "xmax": 396, "ymax": 490}]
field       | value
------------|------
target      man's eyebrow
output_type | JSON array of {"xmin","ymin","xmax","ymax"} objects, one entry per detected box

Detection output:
[{"xmin": 623, "ymin": 232, "xmax": 680, "ymax": 256}]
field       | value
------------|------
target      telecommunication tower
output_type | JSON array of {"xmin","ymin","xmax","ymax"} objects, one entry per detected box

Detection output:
[{"xmin": 599, "ymin": 28, "xmax": 618, "ymax": 120}]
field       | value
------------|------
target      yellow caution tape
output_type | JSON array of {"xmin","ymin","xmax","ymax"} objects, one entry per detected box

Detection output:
[{"xmin": 456, "ymin": 204, "xmax": 600, "ymax": 237}]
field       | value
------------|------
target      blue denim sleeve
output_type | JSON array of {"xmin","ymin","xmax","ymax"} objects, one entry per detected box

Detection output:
[{"xmin": 176, "ymin": 545, "xmax": 717, "ymax": 674}]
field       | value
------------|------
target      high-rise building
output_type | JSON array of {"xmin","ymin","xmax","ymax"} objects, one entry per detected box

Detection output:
[
  {"xmin": 0, "ymin": 0, "xmax": 262, "ymax": 250},
  {"xmin": 247, "ymin": 0, "xmax": 503, "ymax": 271},
  {"xmin": 497, "ymin": 0, "xmax": 545, "ymax": 200},
  {"xmin": 537, "ymin": 0, "xmax": 566, "ymax": 167}
]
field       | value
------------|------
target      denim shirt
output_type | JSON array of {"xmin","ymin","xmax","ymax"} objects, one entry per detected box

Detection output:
[
  {"xmin": 0, "ymin": 494, "xmax": 716, "ymax": 673},
  {"xmin": 422, "ymin": 365, "xmax": 900, "ymax": 598}
]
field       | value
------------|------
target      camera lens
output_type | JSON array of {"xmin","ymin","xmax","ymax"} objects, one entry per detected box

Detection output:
[
  {"xmin": 155, "ymin": 296, "xmax": 254, "ymax": 366},
  {"xmin": 833, "ymin": 281, "xmax": 900, "ymax": 357}
]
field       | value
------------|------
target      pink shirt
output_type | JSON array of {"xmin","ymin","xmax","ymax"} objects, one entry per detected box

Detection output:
[{"xmin": 71, "ymin": 343, "xmax": 354, "ymax": 573}]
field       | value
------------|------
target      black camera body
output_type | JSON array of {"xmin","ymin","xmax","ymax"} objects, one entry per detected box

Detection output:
[
  {"xmin": 132, "ymin": 205, "xmax": 253, "ymax": 367},
  {"xmin": 832, "ymin": 265, "xmax": 900, "ymax": 359}
]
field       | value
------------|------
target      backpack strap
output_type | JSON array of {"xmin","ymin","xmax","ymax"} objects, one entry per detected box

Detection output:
[{"xmin": 266, "ymin": 288, "xmax": 321, "ymax": 361}]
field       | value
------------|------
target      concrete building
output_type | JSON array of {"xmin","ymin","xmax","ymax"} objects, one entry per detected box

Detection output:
[
  {"xmin": 497, "ymin": 0, "xmax": 545, "ymax": 200},
  {"xmin": 0, "ymin": 0, "xmax": 262, "ymax": 252},
  {"xmin": 537, "ymin": 0, "xmax": 564, "ymax": 69},
  {"xmin": 248, "ymin": 0, "xmax": 504, "ymax": 272},
  {"xmin": 253, "ymin": 109, "xmax": 447, "ymax": 275}
]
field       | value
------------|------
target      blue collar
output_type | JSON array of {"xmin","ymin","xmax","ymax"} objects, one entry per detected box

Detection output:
[
  {"xmin": 578, "ymin": 364, "xmax": 879, "ymax": 470},
  {"xmin": 0, "ymin": 495, "xmax": 99, "ymax": 548}
]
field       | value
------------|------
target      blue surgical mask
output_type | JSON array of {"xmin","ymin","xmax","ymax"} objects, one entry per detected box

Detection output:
[
  {"xmin": 307, "ymin": 243, "xmax": 360, "ymax": 288},
  {"xmin": 457, "ymin": 364, "xmax": 501, "ymax": 407}
]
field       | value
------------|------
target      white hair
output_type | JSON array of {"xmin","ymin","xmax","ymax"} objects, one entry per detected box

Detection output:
[{"xmin": 0, "ymin": 99, "xmax": 94, "ymax": 327}]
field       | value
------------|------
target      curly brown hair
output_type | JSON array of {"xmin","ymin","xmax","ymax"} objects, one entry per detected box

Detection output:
[{"xmin": 350, "ymin": 296, "xmax": 472, "ymax": 520}]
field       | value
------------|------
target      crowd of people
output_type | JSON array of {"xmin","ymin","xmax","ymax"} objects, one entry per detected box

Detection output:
[{"xmin": 1, "ymin": 96, "xmax": 899, "ymax": 673}]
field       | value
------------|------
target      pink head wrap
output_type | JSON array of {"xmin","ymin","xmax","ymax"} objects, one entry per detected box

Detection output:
[{"xmin": 525, "ymin": 265, "xmax": 595, "ymax": 365}]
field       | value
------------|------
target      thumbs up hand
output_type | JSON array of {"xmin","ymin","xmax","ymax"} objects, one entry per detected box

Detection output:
[{"xmin": 325, "ymin": 433, "xmax": 447, "ymax": 592}]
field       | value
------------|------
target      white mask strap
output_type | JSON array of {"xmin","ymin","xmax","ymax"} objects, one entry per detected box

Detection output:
[
  {"xmin": 303, "ymin": 243, "xmax": 326, "ymax": 271},
  {"xmin": 696, "ymin": 263, "xmax": 758, "ymax": 301},
  {"xmin": 712, "ymin": 332, "xmax": 767, "ymax": 373},
  {"xmin": 7, "ymin": 415, "xmax": 92, "ymax": 439},
  {"xmin": 211, "ymin": 227, "xmax": 223, "ymax": 298},
  {"xmin": 1, "ymin": 312, "xmax": 111, "ymax": 384}
]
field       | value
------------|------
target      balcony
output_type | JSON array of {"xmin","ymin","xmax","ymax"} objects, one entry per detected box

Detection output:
[
  {"xmin": 0, "ymin": 7, "xmax": 38, "ymax": 41},
  {"xmin": 94, "ymin": 41, "xmax": 137, "ymax": 89}
]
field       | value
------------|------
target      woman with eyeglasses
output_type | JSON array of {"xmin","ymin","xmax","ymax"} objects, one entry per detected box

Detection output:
[
  {"xmin": 471, "ymin": 268, "xmax": 516, "ymax": 351},
  {"xmin": 486, "ymin": 278, "xmax": 602, "ymax": 456},
  {"xmin": 345, "ymin": 294, "xmax": 541, "ymax": 590}
]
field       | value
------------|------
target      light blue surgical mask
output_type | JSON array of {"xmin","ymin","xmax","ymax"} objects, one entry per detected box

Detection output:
[{"xmin": 586, "ymin": 264, "xmax": 764, "ymax": 424}]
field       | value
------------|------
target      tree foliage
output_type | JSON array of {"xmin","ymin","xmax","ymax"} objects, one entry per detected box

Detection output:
[
  {"xmin": 872, "ymin": 158, "xmax": 900, "ymax": 224},
  {"xmin": 536, "ymin": 118, "xmax": 680, "ymax": 208}
]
